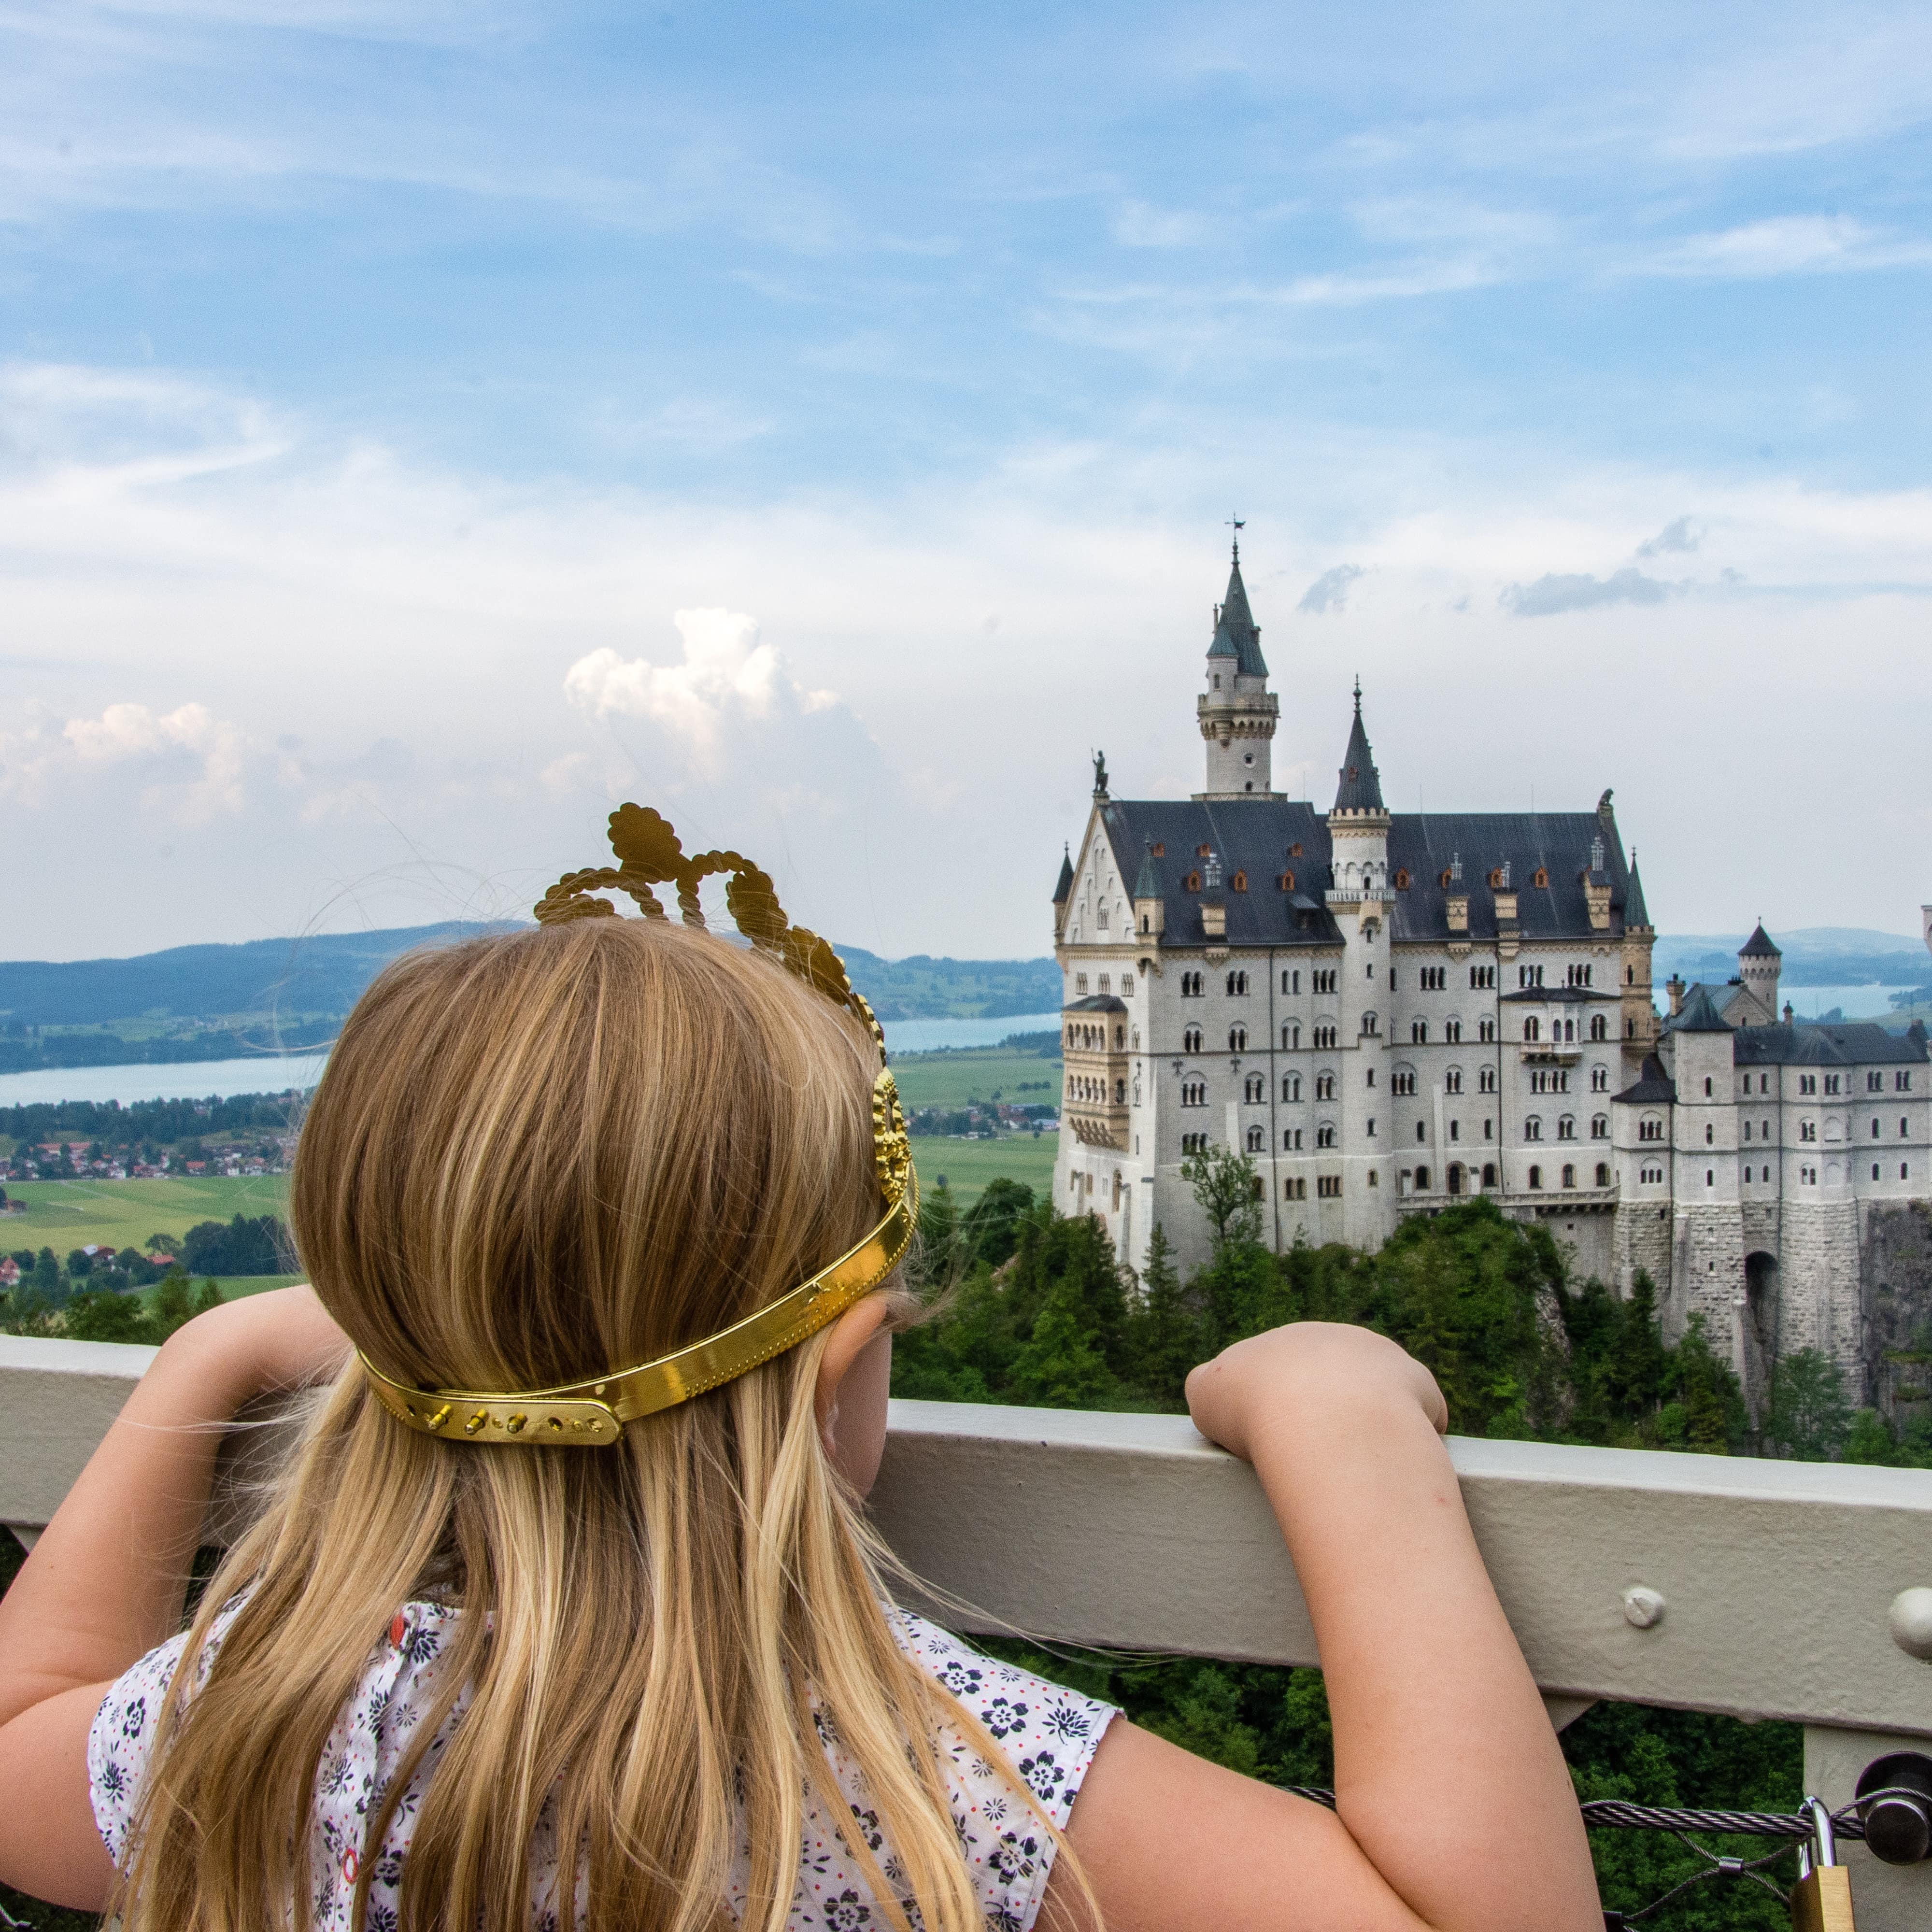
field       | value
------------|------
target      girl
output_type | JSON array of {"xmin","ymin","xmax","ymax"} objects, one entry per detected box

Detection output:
[{"xmin": 0, "ymin": 827, "xmax": 1599, "ymax": 1932}]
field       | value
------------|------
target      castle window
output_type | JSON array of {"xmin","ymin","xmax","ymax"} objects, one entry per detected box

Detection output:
[
  {"xmin": 1312, "ymin": 970, "xmax": 1338, "ymax": 994},
  {"xmin": 1289, "ymin": 842, "xmax": 1302, "ymax": 857},
  {"xmin": 1440, "ymin": 868, "xmax": 1453, "ymax": 888},
  {"xmin": 1904, "ymin": 1164, "xmax": 1911, "ymax": 1180},
  {"xmin": 1533, "ymin": 868, "xmax": 1548, "ymax": 888},
  {"xmin": 1317, "ymin": 1175, "xmax": 1342, "ymax": 1197},
  {"xmin": 1284, "ymin": 1074, "xmax": 1301, "ymax": 1101},
  {"xmin": 1479, "ymin": 1020, "xmax": 1496, "ymax": 1043},
  {"xmin": 1591, "ymin": 1114, "xmax": 1608, "ymax": 1138},
  {"xmin": 1317, "ymin": 1073, "xmax": 1336, "ymax": 1101},
  {"xmin": 1800, "ymin": 1075, "xmax": 1817, "ymax": 1095},
  {"xmin": 1076, "ymin": 974, "xmax": 1088, "ymax": 994},
  {"xmin": 1197, "ymin": 844, "xmax": 1212, "ymax": 858},
  {"xmin": 1411, "ymin": 1020, "xmax": 1429, "ymax": 1044},
  {"xmin": 1282, "ymin": 1023, "xmax": 1301, "ymax": 1049},
  {"xmin": 1362, "ymin": 1012, "xmax": 1380, "ymax": 1036},
  {"xmin": 1449, "ymin": 1119, "xmax": 1459, "ymax": 1139},
  {"xmin": 1213, "ymin": 674, "xmax": 1221, "ymax": 688},
  {"xmin": 1801, "ymin": 1121, "xmax": 1817, "ymax": 1142},
  {"xmin": 1183, "ymin": 1026, "xmax": 1202, "ymax": 1053},
  {"xmin": 1826, "ymin": 1074, "xmax": 1842, "ymax": 1095},
  {"xmin": 1182, "ymin": 1131, "xmax": 1209, "ymax": 1153},
  {"xmin": 1706, "ymin": 1168, "xmax": 1714, "ymax": 1187},
  {"xmin": 1141, "ymin": 914, "xmax": 1150, "ymax": 933},
  {"xmin": 1445, "ymin": 1019, "xmax": 1462, "ymax": 1043},
  {"xmin": 1899, "ymin": 1072, "xmax": 1913, "ymax": 1091},
  {"xmin": 1278, "ymin": 871, "xmax": 1295, "ymax": 890},
  {"xmin": 1283, "ymin": 969, "xmax": 1299, "ymax": 993},
  {"xmin": 1445, "ymin": 1068, "xmax": 1463, "ymax": 1094},
  {"xmin": 1590, "ymin": 1014, "xmax": 1607, "ymax": 1041},
  {"xmin": 1392, "ymin": 1071, "xmax": 1417, "ymax": 1096},
  {"xmin": 1284, "ymin": 1128, "xmax": 1303, "ymax": 1151},
  {"xmin": 1479, "ymin": 1066, "xmax": 1497, "ymax": 1093},
  {"xmin": 1317, "ymin": 1124, "xmax": 1336, "ymax": 1148},
  {"xmin": 1226, "ymin": 969, "xmax": 1249, "ymax": 995},
  {"xmin": 1527, "ymin": 1165, "xmax": 1542, "ymax": 1189},
  {"xmin": 1705, "ymin": 1122, "xmax": 1714, "ymax": 1145},
  {"xmin": 1802, "ymin": 1165, "xmax": 1816, "ymax": 1183},
  {"xmin": 1870, "ymin": 1072, "xmax": 1885, "ymax": 1093},
  {"xmin": 1151, "ymin": 843, "xmax": 1165, "ymax": 857},
  {"xmin": 1591, "ymin": 1065, "xmax": 1608, "ymax": 1092},
  {"xmin": 1098, "ymin": 974, "xmax": 1110, "ymax": 993},
  {"xmin": 1562, "ymin": 1164, "xmax": 1576, "ymax": 1188},
  {"xmin": 1122, "ymin": 974, "xmax": 1134, "ymax": 995},
  {"xmin": 1595, "ymin": 1162, "xmax": 1611, "ymax": 1187},
  {"xmin": 1745, "ymin": 1121, "xmax": 1752, "ymax": 1141},
  {"xmin": 1285, "ymin": 1176, "xmax": 1307, "ymax": 1198},
  {"xmin": 1415, "ymin": 1121, "xmax": 1426, "ymax": 1143},
  {"xmin": 1559, "ymin": 1116, "xmax": 1576, "ymax": 1140},
  {"xmin": 1182, "ymin": 971, "xmax": 1204, "ymax": 997},
  {"xmin": 1873, "ymin": 1119, "xmax": 1882, "ymax": 1139},
  {"xmin": 1232, "ymin": 871, "xmax": 1248, "ymax": 892},
  {"xmin": 1874, "ymin": 1163, "xmax": 1882, "ymax": 1181},
  {"xmin": 1180, "ymin": 1080, "xmax": 1207, "ymax": 1107},
  {"xmin": 1627, "ymin": 965, "xmax": 1635, "ymax": 984},
  {"xmin": 1525, "ymin": 1116, "xmax": 1542, "ymax": 1140},
  {"xmin": 1185, "ymin": 871, "xmax": 1201, "ymax": 892},
  {"xmin": 1229, "ymin": 1025, "xmax": 1248, "ymax": 1051},
  {"xmin": 1247, "ymin": 1125, "xmax": 1265, "ymax": 1152},
  {"xmin": 1394, "ymin": 867, "xmax": 1410, "ymax": 890},
  {"xmin": 1704, "ymin": 1077, "xmax": 1713, "ymax": 1097},
  {"xmin": 1415, "ymin": 1166, "xmax": 1431, "ymax": 1190},
  {"xmin": 1313, "ymin": 1024, "xmax": 1338, "ymax": 1049},
  {"xmin": 1245, "ymin": 1074, "xmax": 1264, "ymax": 1102},
  {"xmin": 1524, "ymin": 1018, "xmax": 1540, "ymax": 1041},
  {"xmin": 1490, "ymin": 868, "xmax": 1505, "ymax": 889},
  {"xmin": 1904, "ymin": 1118, "xmax": 1912, "ymax": 1136},
  {"xmin": 1469, "ymin": 965, "xmax": 1496, "ymax": 989}
]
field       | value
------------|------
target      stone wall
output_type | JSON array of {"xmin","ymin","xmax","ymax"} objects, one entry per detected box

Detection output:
[
  {"xmin": 1778, "ymin": 1200, "xmax": 1864, "ymax": 1382},
  {"xmin": 1613, "ymin": 1199, "xmax": 1673, "ymax": 1301},
  {"xmin": 1671, "ymin": 1204, "xmax": 1744, "ymax": 1340},
  {"xmin": 1861, "ymin": 1201, "xmax": 1932, "ymax": 1422}
]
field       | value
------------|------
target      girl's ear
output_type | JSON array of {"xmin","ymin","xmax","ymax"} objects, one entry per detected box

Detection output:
[{"xmin": 814, "ymin": 1294, "xmax": 895, "ymax": 1492}]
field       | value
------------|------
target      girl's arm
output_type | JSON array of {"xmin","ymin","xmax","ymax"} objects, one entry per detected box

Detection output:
[
  {"xmin": 0, "ymin": 1288, "xmax": 349, "ymax": 1908},
  {"xmin": 1047, "ymin": 1321, "xmax": 1600, "ymax": 1932}
]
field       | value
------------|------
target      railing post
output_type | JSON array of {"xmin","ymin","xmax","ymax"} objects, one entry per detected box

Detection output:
[{"xmin": 1803, "ymin": 1724, "xmax": 1932, "ymax": 1932}]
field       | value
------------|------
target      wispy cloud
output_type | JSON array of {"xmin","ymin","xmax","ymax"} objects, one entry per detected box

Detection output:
[
  {"xmin": 1637, "ymin": 215, "xmax": 1932, "ymax": 280},
  {"xmin": 1500, "ymin": 566, "xmax": 1680, "ymax": 617},
  {"xmin": 1298, "ymin": 564, "xmax": 1363, "ymax": 613}
]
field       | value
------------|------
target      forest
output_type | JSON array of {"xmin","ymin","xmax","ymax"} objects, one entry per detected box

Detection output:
[{"xmin": 893, "ymin": 1147, "xmax": 1928, "ymax": 1927}]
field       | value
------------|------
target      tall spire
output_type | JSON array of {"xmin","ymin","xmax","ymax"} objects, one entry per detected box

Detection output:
[
  {"xmin": 1208, "ymin": 548, "xmax": 1267, "ymax": 678},
  {"xmin": 1624, "ymin": 851, "xmax": 1651, "ymax": 930},
  {"xmin": 1332, "ymin": 682, "xmax": 1385, "ymax": 813}
]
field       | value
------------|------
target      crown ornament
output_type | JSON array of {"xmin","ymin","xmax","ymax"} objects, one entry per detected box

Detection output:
[{"xmin": 359, "ymin": 806, "xmax": 917, "ymax": 1447}]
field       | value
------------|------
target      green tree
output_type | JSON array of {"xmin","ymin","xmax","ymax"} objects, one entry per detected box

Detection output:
[
  {"xmin": 194, "ymin": 1279, "xmax": 223, "ymax": 1316},
  {"xmin": 1655, "ymin": 1315, "xmax": 1748, "ymax": 1454},
  {"xmin": 1764, "ymin": 1349, "xmax": 1854, "ymax": 1462},
  {"xmin": 1182, "ymin": 1144, "xmax": 1264, "ymax": 1250},
  {"xmin": 66, "ymin": 1248, "xmax": 93, "ymax": 1279},
  {"xmin": 1009, "ymin": 1273, "xmax": 1117, "ymax": 1408},
  {"xmin": 62, "ymin": 1289, "xmax": 154, "ymax": 1345},
  {"xmin": 1124, "ymin": 1224, "xmax": 1199, "ymax": 1407},
  {"xmin": 149, "ymin": 1270, "xmax": 198, "ymax": 1340},
  {"xmin": 31, "ymin": 1248, "xmax": 61, "ymax": 1299}
]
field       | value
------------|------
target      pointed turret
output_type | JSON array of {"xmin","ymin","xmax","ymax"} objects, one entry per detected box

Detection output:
[
  {"xmin": 1740, "ymin": 921, "xmax": 1780, "ymax": 958},
  {"xmin": 1133, "ymin": 839, "xmax": 1161, "ymax": 901},
  {"xmin": 1053, "ymin": 843, "xmax": 1074, "ymax": 906},
  {"xmin": 1332, "ymin": 680, "xmax": 1385, "ymax": 813},
  {"xmin": 1737, "ymin": 919, "xmax": 1782, "ymax": 1018},
  {"xmin": 1132, "ymin": 839, "xmax": 1165, "ymax": 944},
  {"xmin": 1624, "ymin": 852, "xmax": 1652, "ymax": 931},
  {"xmin": 1195, "ymin": 531, "xmax": 1280, "ymax": 800}
]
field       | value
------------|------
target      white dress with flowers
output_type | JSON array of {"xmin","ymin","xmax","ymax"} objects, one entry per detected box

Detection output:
[{"xmin": 88, "ymin": 1597, "xmax": 1115, "ymax": 1932}]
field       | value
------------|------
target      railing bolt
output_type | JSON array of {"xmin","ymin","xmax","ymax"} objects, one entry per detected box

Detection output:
[
  {"xmin": 1622, "ymin": 1585, "xmax": 1665, "ymax": 1630},
  {"xmin": 1888, "ymin": 1587, "xmax": 1932, "ymax": 1662}
]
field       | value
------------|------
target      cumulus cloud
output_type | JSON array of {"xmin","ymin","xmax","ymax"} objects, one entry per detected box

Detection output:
[
  {"xmin": 1637, "ymin": 516, "xmax": 1703, "ymax": 557},
  {"xmin": 61, "ymin": 700, "xmax": 247, "ymax": 819},
  {"xmin": 1298, "ymin": 564, "xmax": 1364, "ymax": 613},
  {"xmin": 1500, "ymin": 567, "xmax": 1680, "ymax": 617},
  {"xmin": 564, "ymin": 609, "xmax": 838, "ymax": 772}
]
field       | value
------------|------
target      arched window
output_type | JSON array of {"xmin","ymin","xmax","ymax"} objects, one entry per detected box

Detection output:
[
  {"xmin": 1415, "ymin": 1121, "xmax": 1427, "ymax": 1144},
  {"xmin": 1180, "ymin": 1080, "xmax": 1207, "ymax": 1107},
  {"xmin": 1183, "ymin": 1026, "xmax": 1202, "ymax": 1053},
  {"xmin": 1558, "ymin": 1116, "xmax": 1576, "ymax": 1141},
  {"xmin": 1562, "ymin": 1163, "xmax": 1576, "ymax": 1188},
  {"xmin": 1533, "ymin": 867, "xmax": 1548, "ymax": 888},
  {"xmin": 1528, "ymin": 1164, "xmax": 1543, "ymax": 1189},
  {"xmin": 1705, "ymin": 1122, "xmax": 1714, "ymax": 1145},
  {"xmin": 1185, "ymin": 871, "xmax": 1201, "ymax": 892},
  {"xmin": 1229, "ymin": 1025, "xmax": 1248, "ymax": 1051},
  {"xmin": 1445, "ymin": 1067, "xmax": 1463, "ymax": 1094},
  {"xmin": 1246, "ymin": 1125, "xmax": 1265, "ymax": 1152},
  {"xmin": 1481, "ymin": 1163, "xmax": 1497, "ymax": 1187},
  {"xmin": 1140, "ymin": 914, "xmax": 1150, "ymax": 933},
  {"xmin": 1244, "ymin": 1073, "xmax": 1264, "ymax": 1103},
  {"xmin": 1232, "ymin": 871, "xmax": 1248, "ymax": 893},
  {"xmin": 1591, "ymin": 1113, "xmax": 1608, "ymax": 1139},
  {"xmin": 1281, "ymin": 1023, "xmax": 1300, "ymax": 1049},
  {"xmin": 1704, "ymin": 1076, "xmax": 1713, "ymax": 1097},
  {"xmin": 1316, "ymin": 1073, "xmax": 1336, "ymax": 1101},
  {"xmin": 1591, "ymin": 1065, "xmax": 1608, "ymax": 1092},
  {"xmin": 1525, "ymin": 1017, "xmax": 1541, "ymax": 1041},
  {"xmin": 1415, "ymin": 1166, "xmax": 1430, "ymax": 1190},
  {"xmin": 1445, "ymin": 1018, "xmax": 1462, "ymax": 1043},
  {"xmin": 1283, "ymin": 1074, "xmax": 1301, "ymax": 1101},
  {"xmin": 1590, "ymin": 1013, "xmax": 1607, "ymax": 1041},
  {"xmin": 1411, "ymin": 1019, "xmax": 1429, "ymax": 1044},
  {"xmin": 1226, "ymin": 969, "xmax": 1248, "ymax": 995},
  {"xmin": 1596, "ymin": 1162, "xmax": 1611, "ymax": 1187},
  {"xmin": 1525, "ymin": 1116, "xmax": 1543, "ymax": 1140}
]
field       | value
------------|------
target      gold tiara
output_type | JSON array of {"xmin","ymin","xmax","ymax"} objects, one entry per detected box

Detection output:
[{"xmin": 360, "ymin": 805, "xmax": 917, "ymax": 1447}]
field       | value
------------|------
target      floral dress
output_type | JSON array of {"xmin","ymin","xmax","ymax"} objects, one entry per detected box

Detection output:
[{"xmin": 88, "ymin": 1598, "xmax": 1115, "ymax": 1932}]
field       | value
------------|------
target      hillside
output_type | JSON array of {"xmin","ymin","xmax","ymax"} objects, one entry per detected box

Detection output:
[
  {"xmin": 0, "ymin": 925, "xmax": 1061, "ymax": 1070},
  {"xmin": 1651, "ymin": 925, "xmax": 1927, "ymax": 988}
]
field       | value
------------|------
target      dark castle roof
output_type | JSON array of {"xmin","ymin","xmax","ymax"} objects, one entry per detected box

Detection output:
[
  {"xmin": 1052, "ymin": 845, "xmax": 1074, "ymax": 904},
  {"xmin": 1668, "ymin": 983, "xmax": 1733, "ymax": 1033},
  {"xmin": 1624, "ymin": 855, "xmax": 1651, "ymax": 929},
  {"xmin": 1739, "ymin": 922, "xmax": 1781, "ymax": 958},
  {"xmin": 1333, "ymin": 687, "xmax": 1385, "ymax": 813},
  {"xmin": 1615, "ymin": 1054, "xmax": 1676, "ymax": 1104},
  {"xmin": 1133, "ymin": 839, "xmax": 1161, "ymax": 900},
  {"xmin": 1731, "ymin": 1022, "xmax": 1929, "ymax": 1068},
  {"xmin": 1094, "ymin": 798, "xmax": 1643, "ymax": 950},
  {"xmin": 1206, "ymin": 553, "xmax": 1268, "ymax": 678}
]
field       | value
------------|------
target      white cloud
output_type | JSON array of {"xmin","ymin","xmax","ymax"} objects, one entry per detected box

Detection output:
[
  {"xmin": 1111, "ymin": 201, "xmax": 1208, "ymax": 248},
  {"xmin": 1640, "ymin": 215, "xmax": 1932, "ymax": 280},
  {"xmin": 1297, "ymin": 564, "xmax": 1364, "ymax": 613}
]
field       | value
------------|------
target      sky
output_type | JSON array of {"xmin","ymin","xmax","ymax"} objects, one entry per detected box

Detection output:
[{"xmin": 3, "ymin": 0, "xmax": 1932, "ymax": 963}]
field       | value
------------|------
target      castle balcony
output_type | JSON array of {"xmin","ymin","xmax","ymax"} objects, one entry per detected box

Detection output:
[
  {"xmin": 1520, "ymin": 1038, "xmax": 1586, "ymax": 1065},
  {"xmin": 6, "ymin": 1341, "xmax": 1932, "ymax": 1925}
]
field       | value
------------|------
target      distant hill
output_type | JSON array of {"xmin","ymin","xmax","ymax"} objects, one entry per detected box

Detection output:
[
  {"xmin": 0, "ymin": 924, "xmax": 1061, "ymax": 1069},
  {"xmin": 1652, "ymin": 927, "xmax": 1928, "ymax": 989}
]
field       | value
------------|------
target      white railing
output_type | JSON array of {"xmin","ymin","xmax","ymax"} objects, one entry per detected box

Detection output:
[{"xmin": 5, "ymin": 1337, "xmax": 1932, "ymax": 1924}]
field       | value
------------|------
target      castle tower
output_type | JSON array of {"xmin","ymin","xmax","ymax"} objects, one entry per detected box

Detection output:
[
  {"xmin": 1619, "ymin": 848, "xmax": 1659, "ymax": 1080},
  {"xmin": 1194, "ymin": 537, "xmax": 1280, "ymax": 800},
  {"xmin": 1737, "ymin": 922, "xmax": 1782, "ymax": 1021}
]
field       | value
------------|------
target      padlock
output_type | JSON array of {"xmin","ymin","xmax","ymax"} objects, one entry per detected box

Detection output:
[{"xmin": 1790, "ymin": 1795, "xmax": 1856, "ymax": 1932}]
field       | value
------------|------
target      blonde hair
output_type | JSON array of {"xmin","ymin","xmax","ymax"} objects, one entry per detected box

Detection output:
[{"xmin": 114, "ymin": 918, "xmax": 1071, "ymax": 1932}]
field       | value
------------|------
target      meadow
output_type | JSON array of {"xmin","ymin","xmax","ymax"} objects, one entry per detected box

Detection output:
[
  {"xmin": 909, "ymin": 1134, "xmax": 1057, "ymax": 1206},
  {"xmin": 2, "ymin": 1175, "xmax": 288, "ymax": 1256},
  {"xmin": 888, "ymin": 1046, "xmax": 1059, "ymax": 1112}
]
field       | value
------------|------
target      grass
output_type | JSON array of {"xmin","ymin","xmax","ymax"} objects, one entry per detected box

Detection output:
[
  {"xmin": 909, "ymin": 1133, "xmax": 1058, "ymax": 1206},
  {"xmin": 0, "ymin": 1175, "xmax": 289, "ymax": 1258},
  {"xmin": 890, "ymin": 1045, "xmax": 1061, "ymax": 1112}
]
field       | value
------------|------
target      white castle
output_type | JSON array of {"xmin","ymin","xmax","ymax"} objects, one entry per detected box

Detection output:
[{"xmin": 1051, "ymin": 542, "xmax": 1932, "ymax": 1410}]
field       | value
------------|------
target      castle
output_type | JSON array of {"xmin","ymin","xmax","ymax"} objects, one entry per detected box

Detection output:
[{"xmin": 1051, "ymin": 543, "xmax": 1932, "ymax": 1409}]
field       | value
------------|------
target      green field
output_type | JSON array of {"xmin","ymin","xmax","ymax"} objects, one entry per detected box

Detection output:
[
  {"xmin": 889, "ymin": 1046, "xmax": 1060, "ymax": 1111},
  {"xmin": 0, "ymin": 1175, "xmax": 289, "ymax": 1257},
  {"xmin": 909, "ymin": 1133, "xmax": 1058, "ymax": 1206}
]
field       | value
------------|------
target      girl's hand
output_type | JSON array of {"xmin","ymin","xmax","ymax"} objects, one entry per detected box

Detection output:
[{"xmin": 1184, "ymin": 1321, "xmax": 1448, "ymax": 1465}]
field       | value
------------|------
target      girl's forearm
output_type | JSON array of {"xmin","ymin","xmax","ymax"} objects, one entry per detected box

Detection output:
[
  {"xmin": 0, "ymin": 1319, "xmax": 264, "ymax": 1729},
  {"xmin": 1249, "ymin": 1393, "xmax": 1599, "ymax": 1932}
]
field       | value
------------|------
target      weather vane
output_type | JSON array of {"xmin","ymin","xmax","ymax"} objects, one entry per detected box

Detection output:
[{"xmin": 1226, "ymin": 513, "xmax": 1244, "ymax": 560}]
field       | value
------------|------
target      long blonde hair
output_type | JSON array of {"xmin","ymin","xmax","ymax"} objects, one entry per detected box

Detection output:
[{"xmin": 115, "ymin": 917, "xmax": 1064, "ymax": 1932}]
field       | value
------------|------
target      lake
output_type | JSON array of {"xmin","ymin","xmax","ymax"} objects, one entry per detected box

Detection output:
[{"xmin": 0, "ymin": 1012, "xmax": 1066, "ymax": 1109}]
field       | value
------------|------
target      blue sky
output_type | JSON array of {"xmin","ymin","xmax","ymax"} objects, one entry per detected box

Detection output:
[{"xmin": 3, "ymin": 1, "xmax": 1932, "ymax": 960}]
